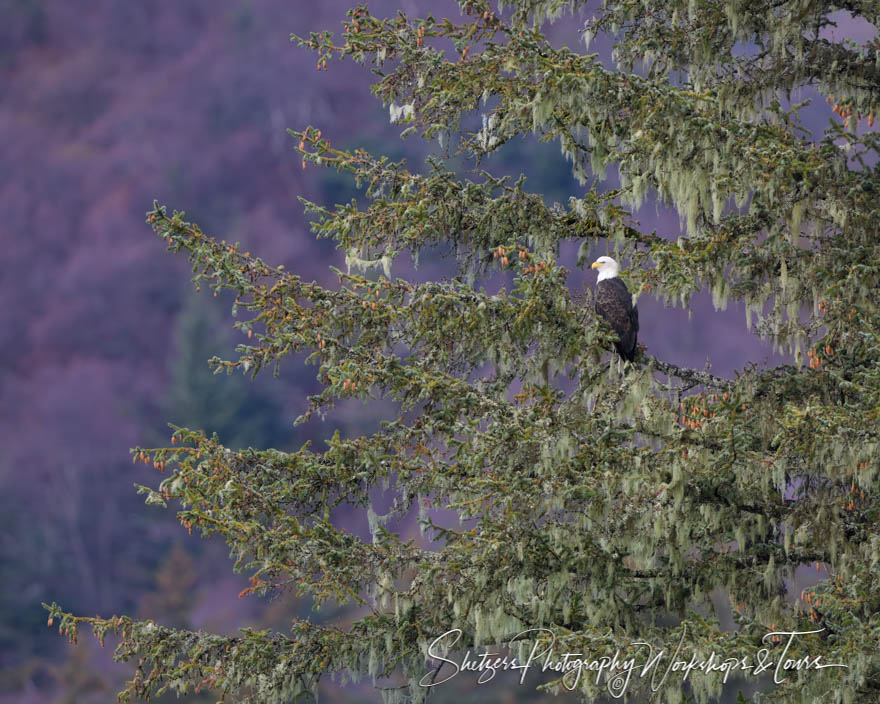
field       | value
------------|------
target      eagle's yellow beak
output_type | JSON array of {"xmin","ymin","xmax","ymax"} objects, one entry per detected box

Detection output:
[{"xmin": 591, "ymin": 261, "xmax": 602, "ymax": 269}]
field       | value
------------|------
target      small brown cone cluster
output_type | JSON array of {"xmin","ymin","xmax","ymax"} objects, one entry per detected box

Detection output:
[
  {"xmin": 680, "ymin": 391, "xmax": 720, "ymax": 430},
  {"xmin": 806, "ymin": 346, "xmax": 828, "ymax": 370},
  {"xmin": 829, "ymin": 97, "xmax": 874, "ymax": 129}
]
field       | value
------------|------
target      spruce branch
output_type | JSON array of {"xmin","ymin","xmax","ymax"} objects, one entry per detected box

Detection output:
[{"xmin": 644, "ymin": 353, "xmax": 737, "ymax": 391}]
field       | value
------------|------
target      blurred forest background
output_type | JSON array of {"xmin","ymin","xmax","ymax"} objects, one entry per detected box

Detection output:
[{"xmin": 0, "ymin": 1, "xmax": 870, "ymax": 702}]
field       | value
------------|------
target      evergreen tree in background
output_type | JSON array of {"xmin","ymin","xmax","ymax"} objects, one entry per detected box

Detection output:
[
  {"xmin": 48, "ymin": 1, "xmax": 880, "ymax": 702},
  {"xmin": 161, "ymin": 293, "xmax": 290, "ymax": 452},
  {"xmin": 137, "ymin": 544, "xmax": 198, "ymax": 631}
]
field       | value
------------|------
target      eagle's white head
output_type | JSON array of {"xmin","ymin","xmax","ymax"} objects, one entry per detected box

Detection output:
[{"xmin": 591, "ymin": 256, "xmax": 619, "ymax": 282}]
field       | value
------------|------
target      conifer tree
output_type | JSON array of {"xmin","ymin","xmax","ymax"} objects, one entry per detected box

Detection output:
[
  {"xmin": 160, "ymin": 293, "xmax": 289, "ymax": 452},
  {"xmin": 47, "ymin": 1, "xmax": 880, "ymax": 702}
]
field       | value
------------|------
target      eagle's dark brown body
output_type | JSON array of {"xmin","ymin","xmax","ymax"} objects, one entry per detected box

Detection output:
[{"xmin": 595, "ymin": 277, "xmax": 639, "ymax": 361}]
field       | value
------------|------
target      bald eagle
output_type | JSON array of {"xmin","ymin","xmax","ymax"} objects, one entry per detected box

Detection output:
[{"xmin": 591, "ymin": 256, "xmax": 639, "ymax": 362}]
